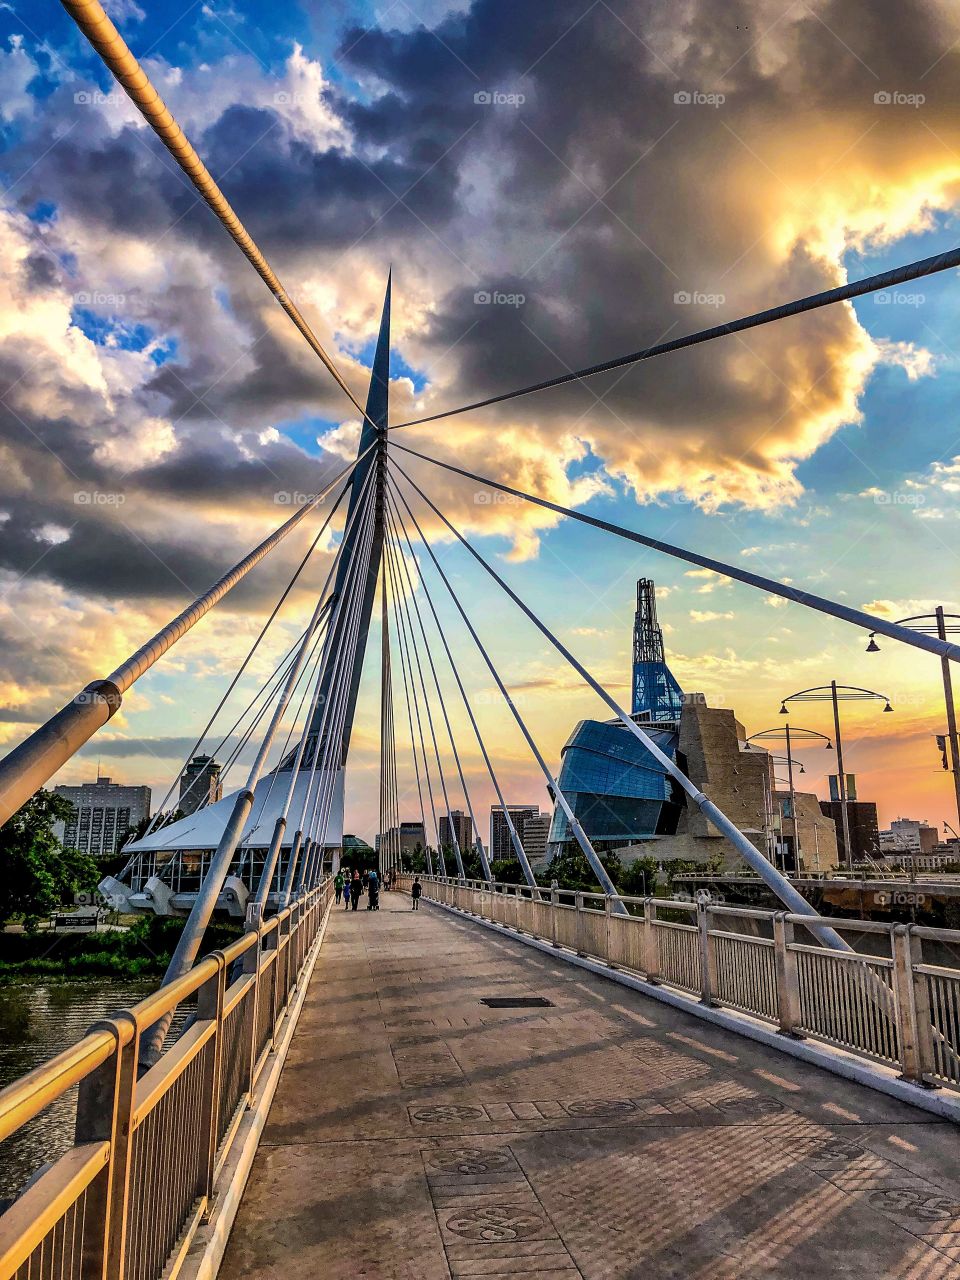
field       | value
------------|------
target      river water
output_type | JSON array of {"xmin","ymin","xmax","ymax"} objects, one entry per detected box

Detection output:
[{"xmin": 0, "ymin": 977, "xmax": 166, "ymax": 1199}]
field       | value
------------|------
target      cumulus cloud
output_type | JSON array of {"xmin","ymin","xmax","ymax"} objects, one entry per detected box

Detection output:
[{"xmin": 2, "ymin": 0, "xmax": 960, "ymax": 807}]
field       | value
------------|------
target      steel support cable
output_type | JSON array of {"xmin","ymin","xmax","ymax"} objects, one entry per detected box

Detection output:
[
  {"xmin": 387, "ymin": 483, "xmax": 513, "ymax": 882},
  {"xmin": 386, "ymin": 509, "xmax": 471, "ymax": 879},
  {"xmin": 144, "ymin": 475, "xmax": 351, "ymax": 834},
  {"xmin": 383, "ymin": 524, "xmax": 443, "ymax": 874},
  {"xmin": 387, "ymin": 525, "xmax": 463, "ymax": 878},
  {"xmin": 253, "ymin": 502, "xmax": 373, "ymax": 905},
  {"xmin": 385, "ymin": 500, "xmax": 490, "ymax": 882},
  {"xmin": 213, "ymin": 623, "xmax": 325, "ymax": 815},
  {"xmin": 380, "ymin": 522, "xmax": 419, "ymax": 877},
  {"xmin": 143, "ymin": 473, "xmax": 377, "ymax": 1060},
  {"xmin": 0, "ymin": 448, "xmax": 371, "ymax": 827},
  {"xmin": 394, "ymin": 458, "xmax": 853, "ymax": 945},
  {"xmin": 290, "ymin": 552, "xmax": 371, "ymax": 891},
  {"xmin": 392, "ymin": 444, "xmax": 960, "ymax": 667},
  {"xmin": 384, "ymin": 521, "xmax": 434, "ymax": 878},
  {"xmin": 60, "ymin": 0, "xmax": 377, "ymax": 432},
  {"xmin": 235, "ymin": 613, "xmax": 331, "ymax": 838},
  {"xmin": 386, "ymin": 489, "xmax": 500, "ymax": 880},
  {"xmin": 187, "ymin": 629, "xmax": 312, "ymax": 819},
  {"xmin": 390, "ymin": 245, "xmax": 960, "ymax": 431},
  {"xmin": 242, "ymin": 615, "xmax": 329, "ymax": 882},
  {"xmin": 385, "ymin": 521, "xmax": 468, "ymax": 880},
  {"xmin": 383, "ymin": 527, "xmax": 453, "ymax": 877},
  {"xmin": 386, "ymin": 475, "xmax": 552, "ymax": 885},
  {"xmin": 286, "ymin": 479, "xmax": 376, "ymax": 890},
  {"xmin": 386, "ymin": 474, "xmax": 554, "ymax": 892},
  {"xmin": 303, "ymin": 498, "xmax": 379, "ymax": 885},
  {"xmin": 298, "ymin": 483, "xmax": 378, "ymax": 873},
  {"xmin": 285, "ymin": 487, "xmax": 378, "ymax": 897}
]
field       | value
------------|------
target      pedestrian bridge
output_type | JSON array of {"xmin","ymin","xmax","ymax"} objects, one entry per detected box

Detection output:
[{"xmin": 3, "ymin": 882, "xmax": 960, "ymax": 1280}]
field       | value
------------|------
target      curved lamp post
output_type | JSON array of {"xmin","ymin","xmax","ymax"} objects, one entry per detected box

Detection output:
[
  {"xmin": 867, "ymin": 608, "xmax": 960, "ymax": 835},
  {"xmin": 746, "ymin": 727, "xmax": 832, "ymax": 870},
  {"xmin": 778, "ymin": 684, "xmax": 892, "ymax": 868}
]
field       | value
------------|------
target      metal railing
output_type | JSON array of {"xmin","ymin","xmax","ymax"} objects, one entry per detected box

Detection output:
[
  {"xmin": 404, "ymin": 875, "xmax": 960, "ymax": 1093},
  {"xmin": 0, "ymin": 880, "xmax": 332, "ymax": 1280}
]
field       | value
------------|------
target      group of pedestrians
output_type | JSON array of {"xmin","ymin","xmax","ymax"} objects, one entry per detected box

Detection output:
[
  {"xmin": 334, "ymin": 867, "xmax": 380, "ymax": 911},
  {"xmin": 331, "ymin": 868, "xmax": 423, "ymax": 913}
]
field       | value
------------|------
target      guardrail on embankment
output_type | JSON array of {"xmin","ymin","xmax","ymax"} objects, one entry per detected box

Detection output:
[
  {"xmin": 401, "ymin": 875, "xmax": 960, "ymax": 1103},
  {"xmin": 0, "ymin": 879, "xmax": 332, "ymax": 1280}
]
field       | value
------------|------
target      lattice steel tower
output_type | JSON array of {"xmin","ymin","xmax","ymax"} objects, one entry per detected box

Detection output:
[{"xmin": 631, "ymin": 578, "xmax": 684, "ymax": 720}]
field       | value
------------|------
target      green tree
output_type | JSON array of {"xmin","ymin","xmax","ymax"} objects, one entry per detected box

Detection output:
[
  {"xmin": 490, "ymin": 857, "xmax": 526, "ymax": 885},
  {"xmin": 619, "ymin": 856, "xmax": 659, "ymax": 897},
  {"xmin": 0, "ymin": 790, "xmax": 99, "ymax": 926},
  {"xmin": 535, "ymin": 847, "xmax": 623, "ymax": 893}
]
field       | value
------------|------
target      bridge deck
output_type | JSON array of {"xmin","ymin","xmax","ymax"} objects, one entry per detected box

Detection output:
[{"xmin": 219, "ymin": 894, "xmax": 960, "ymax": 1279}]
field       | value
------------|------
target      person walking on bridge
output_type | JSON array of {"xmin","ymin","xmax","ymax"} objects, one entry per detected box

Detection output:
[
  {"xmin": 367, "ymin": 868, "xmax": 380, "ymax": 911},
  {"xmin": 342, "ymin": 868, "xmax": 352, "ymax": 908},
  {"xmin": 334, "ymin": 869, "xmax": 344, "ymax": 906},
  {"xmin": 350, "ymin": 870, "xmax": 362, "ymax": 912},
  {"xmin": 412, "ymin": 877, "xmax": 422, "ymax": 910}
]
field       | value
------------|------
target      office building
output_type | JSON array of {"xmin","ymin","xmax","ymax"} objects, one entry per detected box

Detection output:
[
  {"xmin": 819, "ymin": 800, "xmax": 880, "ymax": 864},
  {"xmin": 878, "ymin": 817, "xmax": 939, "ymax": 858},
  {"xmin": 520, "ymin": 812, "xmax": 551, "ymax": 866},
  {"xmin": 491, "ymin": 804, "xmax": 540, "ymax": 861},
  {"xmin": 439, "ymin": 809, "xmax": 473, "ymax": 855},
  {"xmin": 178, "ymin": 755, "xmax": 222, "ymax": 817},
  {"xmin": 54, "ymin": 776, "xmax": 152, "ymax": 858}
]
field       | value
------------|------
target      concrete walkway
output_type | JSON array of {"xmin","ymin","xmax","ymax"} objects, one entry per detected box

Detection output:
[{"xmin": 219, "ymin": 893, "xmax": 960, "ymax": 1279}]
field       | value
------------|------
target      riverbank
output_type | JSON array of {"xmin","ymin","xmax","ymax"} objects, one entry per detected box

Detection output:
[{"xmin": 0, "ymin": 915, "xmax": 243, "ymax": 980}]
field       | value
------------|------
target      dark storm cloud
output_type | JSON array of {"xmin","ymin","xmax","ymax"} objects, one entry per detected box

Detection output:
[{"xmin": 2, "ymin": 0, "xmax": 958, "ymax": 623}]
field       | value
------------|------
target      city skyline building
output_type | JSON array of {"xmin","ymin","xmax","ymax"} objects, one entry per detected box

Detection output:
[
  {"xmin": 178, "ymin": 755, "xmax": 222, "ymax": 817},
  {"xmin": 439, "ymin": 809, "xmax": 473, "ymax": 855},
  {"xmin": 54, "ymin": 776, "xmax": 152, "ymax": 858},
  {"xmin": 491, "ymin": 804, "xmax": 540, "ymax": 861}
]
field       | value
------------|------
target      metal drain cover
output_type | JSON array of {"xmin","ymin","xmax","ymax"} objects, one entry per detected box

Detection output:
[{"xmin": 479, "ymin": 996, "xmax": 554, "ymax": 1008}]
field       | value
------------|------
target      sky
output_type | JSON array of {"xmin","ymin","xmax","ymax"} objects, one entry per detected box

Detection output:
[{"xmin": 1, "ymin": 0, "xmax": 960, "ymax": 843}]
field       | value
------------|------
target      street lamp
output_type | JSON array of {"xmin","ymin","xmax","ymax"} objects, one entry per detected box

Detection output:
[
  {"xmin": 746, "ymin": 727, "xmax": 832, "ymax": 872},
  {"xmin": 778, "ymin": 684, "xmax": 893, "ymax": 869},
  {"xmin": 866, "ymin": 608, "xmax": 960, "ymax": 836}
]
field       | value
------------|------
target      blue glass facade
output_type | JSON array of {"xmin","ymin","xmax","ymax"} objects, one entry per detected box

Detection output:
[{"xmin": 548, "ymin": 718, "xmax": 682, "ymax": 847}]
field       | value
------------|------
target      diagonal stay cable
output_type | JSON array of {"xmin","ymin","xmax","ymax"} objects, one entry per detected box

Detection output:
[
  {"xmin": 385, "ymin": 490, "xmax": 495, "ymax": 881},
  {"xmin": 302, "ymin": 487, "xmax": 379, "ymax": 882},
  {"xmin": 285, "ymin": 478, "xmax": 379, "ymax": 895},
  {"xmin": 144, "ymin": 468, "xmax": 377, "ymax": 1059},
  {"xmin": 388, "ymin": 465, "xmax": 592, "ymax": 896},
  {"xmin": 393, "ymin": 456, "xmax": 849, "ymax": 947},
  {"xmin": 144, "ymin": 472, "xmax": 352, "ymax": 834},
  {"xmin": 383, "ymin": 516, "xmax": 449, "ymax": 875},
  {"xmin": 392, "ymin": 443, "xmax": 960, "ymax": 666},
  {"xmin": 390, "ymin": 244, "xmax": 960, "ymax": 430},
  {"xmin": 384, "ymin": 512, "xmax": 468, "ymax": 880},
  {"xmin": 0, "ymin": 446, "xmax": 372, "ymax": 826},
  {"xmin": 386, "ymin": 476, "xmax": 545, "ymax": 885},
  {"xmin": 61, "ymin": 0, "xmax": 377, "ymax": 432},
  {"xmin": 382, "ymin": 515, "xmax": 435, "ymax": 877}
]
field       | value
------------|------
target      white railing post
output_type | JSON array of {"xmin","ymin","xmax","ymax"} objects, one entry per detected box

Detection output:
[
  {"xmin": 892, "ymin": 924, "xmax": 937, "ymax": 1086},
  {"xmin": 575, "ymin": 892, "xmax": 586, "ymax": 955},
  {"xmin": 697, "ymin": 901, "xmax": 717, "ymax": 1006},
  {"xmin": 643, "ymin": 898, "xmax": 660, "ymax": 983},
  {"xmin": 605, "ymin": 895, "xmax": 617, "ymax": 967},
  {"xmin": 550, "ymin": 886, "xmax": 559, "ymax": 947},
  {"xmin": 773, "ymin": 913, "xmax": 804, "ymax": 1038}
]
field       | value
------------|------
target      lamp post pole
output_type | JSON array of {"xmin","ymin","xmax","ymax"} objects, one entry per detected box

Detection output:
[
  {"xmin": 779, "ymin": 685, "xmax": 892, "ymax": 871},
  {"xmin": 867, "ymin": 608, "xmax": 960, "ymax": 837},
  {"xmin": 936, "ymin": 607, "xmax": 960, "ymax": 833},
  {"xmin": 782, "ymin": 722, "xmax": 800, "ymax": 868},
  {"xmin": 746, "ymin": 726, "xmax": 830, "ymax": 874},
  {"xmin": 830, "ymin": 681, "xmax": 852, "ymax": 871}
]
